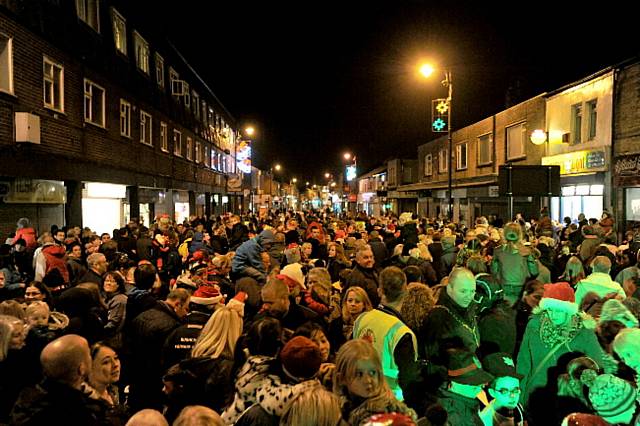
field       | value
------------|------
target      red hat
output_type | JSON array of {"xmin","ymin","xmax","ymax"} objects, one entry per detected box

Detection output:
[
  {"xmin": 193, "ymin": 286, "xmax": 220, "ymax": 299},
  {"xmin": 363, "ymin": 413, "xmax": 416, "ymax": 426},
  {"xmin": 280, "ymin": 336, "xmax": 322, "ymax": 381},
  {"xmin": 562, "ymin": 413, "xmax": 610, "ymax": 426},
  {"xmin": 539, "ymin": 282, "xmax": 578, "ymax": 314}
]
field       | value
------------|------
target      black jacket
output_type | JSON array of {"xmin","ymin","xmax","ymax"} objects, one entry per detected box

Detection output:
[{"xmin": 343, "ymin": 264, "xmax": 380, "ymax": 307}]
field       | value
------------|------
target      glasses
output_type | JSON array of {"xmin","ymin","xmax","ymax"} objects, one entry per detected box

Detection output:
[{"xmin": 494, "ymin": 387, "xmax": 521, "ymax": 396}]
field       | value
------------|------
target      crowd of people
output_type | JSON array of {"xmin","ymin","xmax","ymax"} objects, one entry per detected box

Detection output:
[{"xmin": 1, "ymin": 208, "xmax": 640, "ymax": 425}]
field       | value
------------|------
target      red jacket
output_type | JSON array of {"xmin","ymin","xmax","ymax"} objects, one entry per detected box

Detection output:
[
  {"xmin": 12, "ymin": 227, "xmax": 37, "ymax": 250},
  {"xmin": 42, "ymin": 244, "xmax": 69, "ymax": 284}
]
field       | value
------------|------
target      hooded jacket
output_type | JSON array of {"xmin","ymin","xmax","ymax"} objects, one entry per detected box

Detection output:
[
  {"xmin": 232, "ymin": 230, "xmax": 275, "ymax": 275},
  {"xmin": 42, "ymin": 244, "xmax": 69, "ymax": 284}
]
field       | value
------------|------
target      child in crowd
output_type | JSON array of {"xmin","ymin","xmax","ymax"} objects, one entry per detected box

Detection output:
[{"xmin": 480, "ymin": 352, "xmax": 526, "ymax": 426}]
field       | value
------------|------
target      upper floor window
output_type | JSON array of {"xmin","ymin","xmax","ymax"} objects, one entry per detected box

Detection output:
[
  {"xmin": 183, "ymin": 82, "xmax": 191, "ymax": 109},
  {"xmin": 571, "ymin": 103, "xmax": 582, "ymax": 145},
  {"xmin": 133, "ymin": 32, "xmax": 149, "ymax": 75},
  {"xmin": 478, "ymin": 133, "xmax": 493, "ymax": 166},
  {"xmin": 439, "ymin": 148, "xmax": 448, "ymax": 173},
  {"xmin": 120, "ymin": 99, "xmax": 131, "ymax": 137},
  {"xmin": 195, "ymin": 141, "xmax": 202, "ymax": 163},
  {"xmin": 43, "ymin": 57, "xmax": 64, "ymax": 111},
  {"xmin": 186, "ymin": 137, "xmax": 193, "ymax": 161},
  {"xmin": 506, "ymin": 122, "xmax": 526, "ymax": 160},
  {"xmin": 204, "ymin": 145, "xmax": 210, "ymax": 167},
  {"xmin": 160, "ymin": 122, "xmax": 168, "ymax": 152},
  {"xmin": 192, "ymin": 91, "xmax": 200, "ymax": 119},
  {"xmin": 0, "ymin": 33, "xmax": 14, "ymax": 94},
  {"xmin": 173, "ymin": 129, "xmax": 182, "ymax": 157},
  {"xmin": 424, "ymin": 154, "xmax": 432, "ymax": 176},
  {"xmin": 111, "ymin": 8, "xmax": 126, "ymax": 55},
  {"xmin": 155, "ymin": 53, "xmax": 164, "ymax": 88},
  {"xmin": 84, "ymin": 79, "xmax": 105, "ymax": 127},
  {"xmin": 456, "ymin": 143, "xmax": 468, "ymax": 170},
  {"xmin": 169, "ymin": 67, "xmax": 181, "ymax": 101},
  {"xmin": 76, "ymin": 0, "xmax": 100, "ymax": 32},
  {"xmin": 587, "ymin": 99, "xmax": 597, "ymax": 141},
  {"xmin": 140, "ymin": 110, "xmax": 152, "ymax": 145}
]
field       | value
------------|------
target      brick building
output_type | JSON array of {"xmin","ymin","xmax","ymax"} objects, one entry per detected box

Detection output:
[{"xmin": 0, "ymin": 0, "xmax": 242, "ymax": 237}]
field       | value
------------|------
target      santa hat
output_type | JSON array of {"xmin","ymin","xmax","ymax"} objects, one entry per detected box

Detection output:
[
  {"xmin": 191, "ymin": 285, "xmax": 224, "ymax": 306},
  {"xmin": 278, "ymin": 263, "xmax": 306, "ymax": 290},
  {"xmin": 538, "ymin": 282, "xmax": 578, "ymax": 315},
  {"xmin": 226, "ymin": 291, "xmax": 247, "ymax": 317},
  {"xmin": 562, "ymin": 413, "xmax": 609, "ymax": 426}
]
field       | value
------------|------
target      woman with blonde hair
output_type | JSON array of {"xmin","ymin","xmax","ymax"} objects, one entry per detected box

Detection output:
[
  {"xmin": 333, "ymin": 339, "xmax": 416, "ymax": 425},
  {"xmin": 328, "ymin": 286, "xmax": 372, "ymax": 349},
  {"xmin": 559, "ymin": 256, "xmax": 586, "ymax": 288},
  {"xmin": 401, "ymin": 283, "xmax": 435, "ymax": 334},
  {"xmin": 280, "ymin": 382, "xmax": 342, "ymax": 426}
]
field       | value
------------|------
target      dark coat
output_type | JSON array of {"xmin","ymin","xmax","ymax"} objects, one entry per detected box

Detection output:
[
  {"xmin": 343, "ymin": 264, "xmax": 380, "ymax": 307},
  {"xmin": 78, "ymin": 268, "xmax": 103, "ymax": 286},
  {"xmin": 369, "ymin": 239, "xmax": 389, "ymax": 268},
  {"xmin": 478, "ymin": 301, "xmax": 517, "ymax": 358},
  {"xmin": 66, "ymin": 257, "xmax": 87, "ymax": 286}
]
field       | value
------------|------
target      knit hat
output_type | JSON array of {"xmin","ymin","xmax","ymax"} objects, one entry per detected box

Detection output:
[
  {"xmin": 280, "ymin": 336, "xmax": 322, "ymax": 381},
  {"xmin": 279, "ymin": 263, "xmax": 306, "ymax": 290},
  {"xmin": 538, "ymin": 282, "xmax": 578, "ymax": 315},
  {"xmin": 562, "ymin": 413, "xmax": 609, "ymax": 426},
  {"xmin": 446, "ymin": 348, "xmax": 494, "ymax": 385},
  {"xmin": 482, "ymin": 352, "xmax": 523, "ymax": 380},
  {"xmin": 585, "ymin": 373, "xmax": 637, "ymax": 419},
  {"xmin": 600, "ymin": 299, "xmax": 639, "ymax": 328}
]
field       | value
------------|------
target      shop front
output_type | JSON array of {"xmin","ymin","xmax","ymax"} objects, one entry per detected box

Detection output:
[
  {"xmin": 543, "ymin": 148, "xmax": 610, "ymax": 223},
  {"xmin": 82, "ymin": 182, "xmax": 127, "ymax": 235},
  {"xmin": 614, "ymin": 153, "xmax": 640, "ymax": 233},
  {"xmin": 0, "ymin": 179, "xmax": 66, "ymax": 236}
]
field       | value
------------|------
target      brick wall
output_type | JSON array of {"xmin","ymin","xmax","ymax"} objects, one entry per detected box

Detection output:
[{"xmin": 615, "ymin": 62, "xmax": 640, "ymax": 156}]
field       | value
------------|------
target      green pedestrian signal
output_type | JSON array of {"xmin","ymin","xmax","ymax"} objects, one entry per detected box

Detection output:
[{"xmin": 431, "ymin": 98, "xmax": 449, "ymax": 133}]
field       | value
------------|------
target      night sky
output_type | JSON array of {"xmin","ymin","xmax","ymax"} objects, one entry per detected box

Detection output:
[{"xmin": 142, "ymin": 1, "xmax": 639, "ymax": 183}]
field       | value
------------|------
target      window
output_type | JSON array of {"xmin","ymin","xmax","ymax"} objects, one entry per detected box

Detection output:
[
  {"xmin": 506, "ymin": 122, "xmax": 526, "ymax": 160},
  {"xmin": 424, "ymin": 154, "xmax": 432, "ymax": 176},
  {"xmin": 587, "ymin": 99, "xmax": 597, "ymax": 140},
  {"xmin": 439, "ymin": 148, "xmax": 448, "ymax": 173},
  {"xmin": 192, "ymin": 91, "xmax": 200, "ymax": 119},
  {"xmin": 173, "ymin": 129, "xmax": 182, "ymax": 156},
  {"xmin": 76, "ymin": 0, "xmax": 100, "ymax": 32},
  {"xmin": 111, "ymin": 8, "xmax": 126, "ymax": 55},
  {"xmin": 201, "ymin": 100, "xmax": 208, "ymax": 125},
  {"xmin": 186, "ymin": 137, "xmax": 193, "ymax": 160},
  {"xmin": 571, "ymin": 103, "xmax": 582, "ymax": 144},
  {"xmin": 119, "ymin": 99, "xmax": 131, "ymax": 137},
  {"xmin": 43, "ymin": 57, "xmax": 64, "ymax": 111},
  {"xmin": 0, "ymin": 33, "xmax": 13, "ymax": 94},
  {"xmin": 183, "ymin": 82, "xmax": 191, "ymax": 109},
  {"xmin": 456, "ymin": 143, "xmax": 468, "ymax": 170},
  {"xmin": 204, "ymin": 145, "xmax": 210, "ymax": 167},
  {"xmin": 155, "ymin": 53, "xmax": 164, "ymax": 88},
  {"xmin": 84, "ymin": 79, "xmax": 105, "ymax": 127},
  {"xmin": 160, "ymin": 122, "xmax": 168, "ymax": 152},
  {"xmin": 133, "ymin": 31, "xmax": 149, "ymax": 74},
  {"xmin": 169, "ymin": 67, "xmax": 181, "ymax": 99},
  {"xmin": 140, "ymin": 111, "xmax": 152, "ymax": 145},
  {"xmin": 478, "ymin": 133, "xmax": 492, "ymax": 165},
  {"xmin": 195, "ymin": 141, "xmax": 202, "ymax": 163}
]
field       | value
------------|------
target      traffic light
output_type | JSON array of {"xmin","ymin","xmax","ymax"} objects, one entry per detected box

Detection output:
[{"xmin": 431, "ymin": 98, "xmax": 449, "ymax": 133}]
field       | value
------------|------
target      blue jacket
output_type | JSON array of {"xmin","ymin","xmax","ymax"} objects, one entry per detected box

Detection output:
[{"xmin": 232, "ymin": 230, "xmax": 275, "ymax": 275}]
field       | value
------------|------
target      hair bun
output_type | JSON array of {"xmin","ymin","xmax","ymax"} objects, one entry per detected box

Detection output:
[{"xmin": 580, "ymin": 369, "xmax": 598, "ymax": 387}]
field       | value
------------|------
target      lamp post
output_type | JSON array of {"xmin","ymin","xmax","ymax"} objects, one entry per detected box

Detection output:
[
  {"xmin": 270, "ymin": 163, "xmax": 281, "ymax": 209},
  {"xmin": 421, "ymin": 64, "xmax": 453, "ymax": 221}
]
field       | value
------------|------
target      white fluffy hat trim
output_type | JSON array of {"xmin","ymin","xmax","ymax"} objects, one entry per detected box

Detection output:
[{"xmin": 539, "ymin": 297, "xmax": 578, "ymax": 314}]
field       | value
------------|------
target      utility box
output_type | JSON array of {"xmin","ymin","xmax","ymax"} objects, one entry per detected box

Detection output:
[{"xmin": 15, "ymin": 112, "xmax": 41, "ymax": 144}]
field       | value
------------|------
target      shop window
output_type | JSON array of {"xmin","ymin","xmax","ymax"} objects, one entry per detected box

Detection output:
[
  {"xmin": 0, "ymin": 33, "xmax": 13, "ymax": 94},
  {"xmin": 506, "ymin": 122, "xmax": 526, "ymax": 160},
  {"xmin": 590, "ymin": 184, "xmax": 604, "ymax": 195},
  {"xmin": 111, "ymin": 8, "xmax": 126, "ymax": 55},
  {"xmin": 43, "ymin": 57, "xmax": 64, "ymax": 111}
]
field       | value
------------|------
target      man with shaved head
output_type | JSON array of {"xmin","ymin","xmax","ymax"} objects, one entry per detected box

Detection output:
[{"xmin": 11, "ymin": 334, "xmax": 111, "ymax": 424}]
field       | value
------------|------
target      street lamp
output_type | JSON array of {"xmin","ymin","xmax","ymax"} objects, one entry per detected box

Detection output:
[
  {"xmin": 270, "ymin": 163, "xmax": 282, "ymax": 208},
  {"xmin": 245, "ymin": 126, "xmax": 255, "ymax": 137},
  {"xmin": 421, "ymin": 63, "xmax": 453, "ymax": 221}
]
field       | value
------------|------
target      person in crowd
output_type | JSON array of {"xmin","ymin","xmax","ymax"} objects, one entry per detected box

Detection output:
[
  {"xmin": 228, "ymin": 215, "xmax": 250, "ymax": 251},
  {"xmin": 437, "ymin": 348, "xmax": 493, "ymax": 426},
  {"xmin": 280, "ymin": 383, "xmax": 342, "ymax": 426},
  {"xmin": 65, "ymin": 242, "xmax": 87, "ymax": 287},
  {"xmin": 512, "ymin": 279, "xmax": 543, "ymax": 357},
  {"xmin": 475, "ymin": 273, "xmax": 516, "ymax": 358},
  {"xmin": 326, "ymin": 241, "xmax": 351, "ymax": 283},
  {"xmin": 10, "ymin": 334, "xmax": 113, "ymax": 424},
  {"xmin": 578, "ymin": 225, "xmax": 602, "ymax": 263},
  {"xmin": 612, "ymin": 328, "xmax": 640, "ymax": 376},
  {"xmin": 516, "ymin": 282, "xmax": 616, "ymax": 424},
  {"xmin": 491, "ymin": 222, "xmax": 539, "ymax": 305},
  {"xmin": 400, "ymin": 282, "xmax": 435, "ymax": 336},
  {"xmin": 576, "ymin": 256, "xmax": 625, "ymax": 308},
  {"xmin": 440, "ymin": 235, "xmax": 458, "ymax": 274},
  {"xmin": 257, "ymin": 277, "xmax": 319, "ymax": 337},
  {"xmin": 102, "ymin": 271, "xmax": 128, "ymax": 348},
  {"xmin": 56, "ymin": 286, "xmax": 106, "ymax": 345},
  {"xmin": 125, "ymin": 408, "xmax": 169, "ymax": 426},
  {"xmin": 353, "ymin": 266, "xmax": 418, "ymax": 403},
  {"xmin": 556, "ymin": 356, "xmax": 600, "ymax": 422},
  {"xmin": 128, "ymin": 288, "xmax": 190, "ymax": 411},
  {"xmin": 173, "ymin": 405, "xmax": 223, "ymax": 426},
  {"xmin": 480, "ymin": 352, "xmax": 526, "ymax": 426},
  {"xmin": 343, "ymin": 244, "xmax": 381, "ymax": 307},
  {"xmin": 83, "ymin": 342, "xmax": 123, "ymax": 413},
  {"xmin": 231, "ymin": 229, "xmax": 276, "ymax": 283},
  {"xmin": 368, "ymin": 230, "xmax": 388, "ymax": 268},
  {"xmin": 328, "ymin": 286, "xmax": 372, "ymax": 350},
  {"xmin": 301, "ymin": 267, "xmax": 335, "ymax": 318},
  {"xmin": 333, "ymin": 339, "xmax": 416, "ymax": 425},
  {"xmin": 585, "ymin": 372, "xmax": 638, "ymax": 425},
  {"xmin": 12, "ymin": 218, "xmax": 38, "ymax": 252},
  {"xmin": 558, "ymin": 255, "xmax": 586, "ymax": 288},
  {"xmin": 0, "ymin": 314, "xmax": 29, "ymax": 421},
  {"xmin": 222, "ymin": 317, "xmax": 283, "ymax": 424},
  {"xmin": 79, "ymin": 252, "xmax": 108, "ymax": 287}
]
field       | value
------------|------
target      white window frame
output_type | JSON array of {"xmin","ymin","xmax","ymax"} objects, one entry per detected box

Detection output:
[
  {"xmin": 173, "ymin": 129, "xmax": 182, "ymax": 157},
  {"xmin": 155, "ymin": 53, "xmax": 165, "ymax": 88},
  {"xmin": 456, "ymin": 142, "xmax": 468, "ymax": 170},
  {"xmin": 84, "ymin": 79, "xmax": 106, "ymax": 127},
  {"xmin": 571, "ymin": 103, "xmax": 582, "ymax": 145},
  {"xmin": 195, "ymin": 141, "xmax": 202, "ymax": 163},
  {"xmin": 0, "ymin": 33, "xmax": 14, "ymax": 95},
  {"xmin": 119, "ymin": 99, "xmax": 131, "ymax": 137},
  {"xmin": 438, "ymin": 148, "xmax": 448, "ymax": 173},
  {"xmin": 169, "ymin": 67, "xmax": 181, "ymax": 101},
  {"xmin": 110, "ymin": 8, "xmax": 126, "ymax": 56},
  {"xmin": 133, "ymin": 31, "xmax": 150, "ymax": 75},
  {"xmin": 424, "ymin": 154, "xmax": 433, "ymax": 176},
  {"xmin": 186, "ymin": 137, "xmax": 193, "ymax": 161},
  {"xmin": 477, "ymin": 133, "xmax": 493, "ymax": 166},
  {"xmin": 140, "ymin": 110, "xmax": 152, "ymax": 145},
  {"xmin": 76, "ymin": 0, "xmax": 100, "ymax": 32},
  {"xmin": 43, "ymin": 57, "xmax": 64, "ymax": 112},
  {"xmin": 160, "ymin": 122, "xmax": 168, "ymax": 152},
  {"xmin": 506, "ymin": 122, "xmax": 526, "ymax": 161}
]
